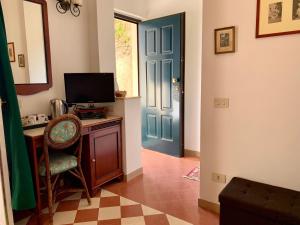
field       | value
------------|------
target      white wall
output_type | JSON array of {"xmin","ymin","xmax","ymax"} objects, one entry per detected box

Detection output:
[
  {"xmin": 97, "ymin": 0, "xmax": 117, "ymax": 74},
  {"xmin": 3, "ymin": 0, "xmax": 91, "ymax": 116},
  {"xmin": 200, "ymin": 0, "xmax": 300, "ymax": 204},
  {"xmin": 146, "ymin": 0, "xmax": 203, "ymax": 152},
  {"xmin": 111, "ymin": 98, "xmax": 142, "ymax": 175},
  {"xmin": 114, "ymin": 0, "xmax": 148, "ymax": 19},
  {"xmin": 123, "ymin": 98, "xmax": 142, "ymax": 174},
  {"xmin": 87, "ymin": 0, "xmax": 119, "ymax": 90}
]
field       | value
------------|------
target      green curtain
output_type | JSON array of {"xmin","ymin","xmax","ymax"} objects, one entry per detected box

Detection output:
[{"xmin": 0, "ymin": 3, "xmax": 35, "ymax": 210}]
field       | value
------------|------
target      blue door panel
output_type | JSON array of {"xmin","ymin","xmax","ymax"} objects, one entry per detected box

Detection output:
[
  {"xmin": 161, "ymin": 115, "xmax": 173, "ymax": 141},
  {"xmin": 140, "ymin": 13, "xmax": 184, "ymax": 157},
  {"xmin": 161, "ymin": 59, "xmax": 173, "ymax": 110},
  {"xmin": 147, "ymin": 114, "xmax": 158, "ymax": 138},
  {"xmin": 162, "ymin": 25, "xmax": 173, "ymax": 54},
  {"xmin": 146, "ymin": 29, "xmax": 158, "ymax": 56},
  {"xmin": 146, "ymin": 61, "xmax": 157, "ymax": 107}
]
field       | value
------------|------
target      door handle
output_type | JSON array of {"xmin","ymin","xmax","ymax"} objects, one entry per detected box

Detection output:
[
  {"xmin": 92, "ymin": 159, "xmax": 96, "ymax": 163},
  {"xmin": 172, "ymin": 78, "xmax": 181, "ymax": 91},
  {"xmin": 172, "ymin": 78, "xmax": 180, "ymax": 84}
]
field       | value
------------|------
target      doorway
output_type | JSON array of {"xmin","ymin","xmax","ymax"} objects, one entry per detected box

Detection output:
[{"xmin": 114, "ymin": 13, "xmax": 185, "ymax": 157}]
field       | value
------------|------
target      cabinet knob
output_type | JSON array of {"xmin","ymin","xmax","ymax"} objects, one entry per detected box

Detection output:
[{"xmin": 92, "ymin": 159, "xmax": 96, "ymax": 163}]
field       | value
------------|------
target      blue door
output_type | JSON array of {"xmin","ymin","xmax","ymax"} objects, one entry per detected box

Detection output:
[{"xmin": 139, "ymin": 13, "xmax": 185, "ymax": 157}]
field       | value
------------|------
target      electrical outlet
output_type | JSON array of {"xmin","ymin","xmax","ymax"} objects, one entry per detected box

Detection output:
[
  {"xmin": 214, "ymin": 98, "xmax": 229, "ymax": 108},
  {"xmin": 212, "ymin": 173, "xmax": 227, "ymax": 184}
]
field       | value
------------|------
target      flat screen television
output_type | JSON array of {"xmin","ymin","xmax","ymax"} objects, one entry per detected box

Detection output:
[{"xmin": 64, "ymin": 73, "xmax": 115, "ymax": 104}]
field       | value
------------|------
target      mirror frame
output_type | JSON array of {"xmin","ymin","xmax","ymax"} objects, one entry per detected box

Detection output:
[{"xmin": 16, "ymin": 0, "xmax": 52, "ymax": 95}]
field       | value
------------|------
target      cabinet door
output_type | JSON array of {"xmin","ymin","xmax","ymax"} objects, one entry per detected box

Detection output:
[{"xmin": 90, "ymin": 125, "xmax": 122, "ymax": 188}]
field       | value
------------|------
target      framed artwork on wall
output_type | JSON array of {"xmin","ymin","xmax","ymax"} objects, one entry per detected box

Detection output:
[
  {"xmin": 256, "ymin": 0, "xmax": 300, "ymax": 38},
  {"xmin": 7, "ymin": 42, "xmax": 15, "ymax": 62},
  {"xmin": 214, "ymin": 26, "xmax": 236, "ymax": 54}
]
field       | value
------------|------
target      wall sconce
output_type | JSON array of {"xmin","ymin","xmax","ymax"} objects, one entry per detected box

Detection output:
[{"xmin": 56, "ymin": 0, "xmax": 83, "ymax": 17}]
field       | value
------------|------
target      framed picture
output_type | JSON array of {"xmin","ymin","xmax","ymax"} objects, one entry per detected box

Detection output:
[
  {"xmin": 7, "ymin": 42, "xmax": 15, "ymax": 62},
  {"xmin": 18, "ymin": 54, "xmax": 25, "ymax": 67},
  {"xmin": 256, "ymin": 0, "xmax": 300, "ymax": 38},
  {"xmin": 214, "ymin": 26, "xmax": 236, "ymax": 54}
]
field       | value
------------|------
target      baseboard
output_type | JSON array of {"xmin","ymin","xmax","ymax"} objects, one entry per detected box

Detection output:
[
  {"xmin": 124, "ymin": 167, "xmax": 143, "ymax": 181},
  {"xmin": 184, "ymin": 149, "xmax": 200, "ymax": 158},
  {"xmin": 198, "ymin": 198, "xmax": 220, "ymax": 214}
]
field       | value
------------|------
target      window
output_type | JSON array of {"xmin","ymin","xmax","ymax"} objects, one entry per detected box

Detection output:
[{"xmin": 114, "ymin": 14, "xmax": 140, "ymax": 97}]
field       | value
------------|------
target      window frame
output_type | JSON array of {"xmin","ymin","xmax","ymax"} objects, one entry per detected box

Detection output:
[{"xmin": 114, "ymin": 13, "xmax": 141, "ymax": 97}]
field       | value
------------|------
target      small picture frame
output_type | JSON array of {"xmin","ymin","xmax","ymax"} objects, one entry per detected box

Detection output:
[
  {"xmin": 18, "ymin": 54, "xmax": 25, "ymax": 67},
  {"xmin": 214, "ymin": 26, "xmax": 236, "ymax": 54},
  {"xmin": 8, "ymin": 42, "xmax": 15, "ymax": 62}
]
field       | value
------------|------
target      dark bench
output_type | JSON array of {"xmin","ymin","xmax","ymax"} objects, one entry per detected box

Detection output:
[{"xmin": 219, "ymin": 177, "xmax": 300, "ymax": 225}]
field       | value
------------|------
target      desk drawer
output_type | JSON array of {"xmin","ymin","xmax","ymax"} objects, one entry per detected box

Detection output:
[{"xmin": 89, "ymin": 120, "xmax": 121, "ymax": 133}]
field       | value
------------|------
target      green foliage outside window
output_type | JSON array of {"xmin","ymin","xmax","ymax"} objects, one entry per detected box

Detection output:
[{"xmin": 115, "ymin": 19, "xmax": 131, "ymax": 56}]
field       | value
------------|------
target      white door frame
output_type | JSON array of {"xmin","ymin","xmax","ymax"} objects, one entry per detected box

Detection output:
[{"xmin": 0, "ymin": 98, "xmax": 14, "ymax": 225}]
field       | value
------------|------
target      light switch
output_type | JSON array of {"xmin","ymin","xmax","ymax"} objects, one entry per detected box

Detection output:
[
  {"xmin": 214, "ymin": 98, "xmax": 229, "ymax": 108},
  {"xmin": 212, "ymin": 173, "xmax": 227, "ymax": 184}
]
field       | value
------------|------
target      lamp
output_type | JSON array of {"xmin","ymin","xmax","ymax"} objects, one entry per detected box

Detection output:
[{"xmin": 56, "ymin": 0, "xmax": 82, "ymax": 17}]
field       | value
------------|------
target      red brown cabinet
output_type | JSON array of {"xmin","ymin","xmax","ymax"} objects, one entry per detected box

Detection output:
[{"xmin": 82, "ymin": 118, "xmax": 123, "ymax": 196}]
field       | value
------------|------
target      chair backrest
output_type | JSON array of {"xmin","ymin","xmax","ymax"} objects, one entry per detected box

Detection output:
[{"xmin": 44, "ymin": 114, "xmax": 82, "ymax": 150}]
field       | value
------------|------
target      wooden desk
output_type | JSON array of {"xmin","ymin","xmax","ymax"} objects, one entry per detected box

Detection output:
[{"xmin": 24, "ymin": 116, "xmax": 123, "ymax": 215}]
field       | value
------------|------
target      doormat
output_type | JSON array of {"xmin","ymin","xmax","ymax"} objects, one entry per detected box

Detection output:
[{"xmin": 183, "ymin": 166, "xmax": 200, "ymax": 182}]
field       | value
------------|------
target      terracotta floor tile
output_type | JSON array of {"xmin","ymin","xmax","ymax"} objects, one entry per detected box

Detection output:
[
  {"xmin": 98, "ymin": 206, "xmax": 121, "ymax": 220},
  {"xmin": 74, "ymin": 223, "xmax": 98, "ymax": 225},
  {"xmin": 78, "ymin": 198, "xmax": 100, "ymax": 210},
  {"xmin": 121, "ymin": 205, "xmax": 143, "ymax": 218},
  {"xmin": 100, "ymin": 190, "xmax": 118, "ymax": 198},
  {"xmin": 166, "ymin": 214, "xmax": 192, "ymax": 225},
  {"xmin": 62, "ymin": 192, "xmax": 83, "ymax": 201},
  {"xmin": 14, "ymin": 149, "xmax": 219, "ymax": 225},
  {"xmin": 144, "ymin": 214, "xmax": 170, "ymax": 225},
  {"xmin": 120, "ymin": 197, "xmax": 138, "ymax": 206},
  {"xmin": 98, "ymin": 219, "xmax": 122, "ymax": 225},
  {"xmin": 104, "ymin": 149, "xmax": 219, "ymax": 225},
  {"xmin": 121, "ymin": 216, "xmax": 146, "ymax": 225},
  {"xmin": 75, "ymin": 208, "xmax": 99, "ymax": 223},
  {"xmin": 26, "ymin": 214, "xmax": 49, "ymax": 225},
  {"xmin": 56, "ymin": 200, "xmax": 80, "ymax": 212},
  {"xmin": 100, "ymin": 196, "xmax": 120, "ymax": 208},
  {"xmin": 53, "ymin": 210, "xmax": 77, "ymax": 225},
  {"xmin": 141, "ymin": 205, "xmax": 163, "ymax": 216},
  {"xmin": 15, "ymin": 217, "xmax": 31, "ymax": 225}
]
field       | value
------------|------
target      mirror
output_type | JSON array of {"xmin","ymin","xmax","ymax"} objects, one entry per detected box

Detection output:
[{"xmin": 2, "ymin": 0, "xmax": 52, "ymax": 95}]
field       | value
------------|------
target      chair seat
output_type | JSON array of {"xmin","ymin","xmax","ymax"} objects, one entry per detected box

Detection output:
[{"xmin": 39, "ymin": 152, "xmax": 78, "ymax": 176}]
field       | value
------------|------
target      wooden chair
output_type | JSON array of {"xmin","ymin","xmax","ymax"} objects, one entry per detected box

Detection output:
[{"xmin": 39, "ymin": 114, "xmax": 91, "ymax": 224}]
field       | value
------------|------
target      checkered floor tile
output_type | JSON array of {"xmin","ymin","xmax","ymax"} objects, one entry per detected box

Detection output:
[{"xmin": 16, "ymin": 190, "xmax": 192, "ymax": 225}]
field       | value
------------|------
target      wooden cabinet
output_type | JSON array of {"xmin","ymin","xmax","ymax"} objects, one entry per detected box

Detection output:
[{"xmin": 82, "ymin": 119, "xmax": 123, "ymax": 196}]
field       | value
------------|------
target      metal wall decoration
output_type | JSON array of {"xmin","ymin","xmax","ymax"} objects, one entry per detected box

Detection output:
[{"xmin": 56, "ymin": 0, "xmax": 82, "ymax": 17}]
